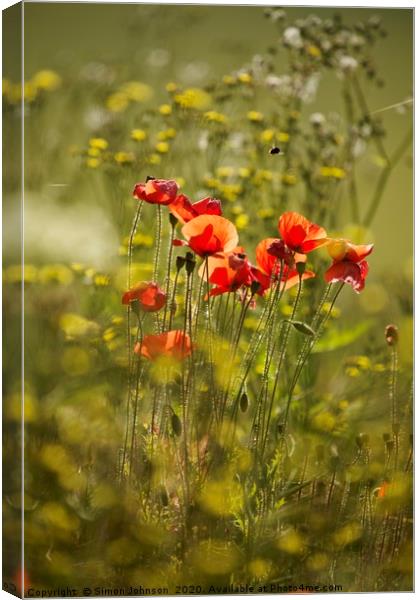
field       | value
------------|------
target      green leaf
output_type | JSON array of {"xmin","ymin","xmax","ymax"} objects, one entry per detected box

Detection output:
[{"xmin": 313, "ymin": 320, "xmax": 373, "ymax": 353}]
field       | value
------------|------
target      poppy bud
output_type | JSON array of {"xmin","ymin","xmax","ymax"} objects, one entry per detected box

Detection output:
[
  {"xmin": 240, "ymin": 392, "xmax": 249, "ymax": 412},
  {"xmin": 386, "ymin": 440, "xmax": 394, "ymax": 454},
  {"xmin": 176, "ymin": 256, "xmax": 186, "ymax": 271},
  {"xmin": 289, "ymin": 320, "xmax": 315, "ymax": 336},
  {"xmin": 250, "ymin": 280, "xmax": 261, "ymax": 295},
  {"xmin": 385, "ymin": 324, "xmax": 398, "ymax": 346},
  {"xmin": 171, "ymin": 413, "xmax": 182, "ymax": 436},
  {"xmin": 277, "ymin": 422, "xmax": 285, "ymax": 436},
  {"xmin": 382, "ymin": 433, "xmax": 391, "ymax": 443},
  {"xmin": 185, "ymin": 255, "xmax": 196, "ymax": 275},
  {"xmin": 296, "ymin": 261, "xmax": 306, "ymax": 277},
  {"xmin": 169, "ymin": 213, "xmax": 178, "ymax": 228}
]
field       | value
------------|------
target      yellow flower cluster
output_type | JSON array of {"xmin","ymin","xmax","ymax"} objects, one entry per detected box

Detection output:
[
  {"xmin": 106, "ymin": 81, "xmax": 153, "ymax": 113},
  {"xmin": 204, "ymin": 110, "xmax": 228, "ymax": 124},
  {"xmin": 174, "ymin": 87, "xmax": 212, "ymax": 110},
  {"xmin": 3, "ymin": 70, "xmax": 61, "ymax": 105},
  {"xmin": 86, "ymin": 138, "xmax": 109, "ymax": 168}
]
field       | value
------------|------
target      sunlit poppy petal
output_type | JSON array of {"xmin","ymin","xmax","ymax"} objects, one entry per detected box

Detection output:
[
  {"xmin": 181, "ymin": 215, "xmax": 238, "ymax": 257},
  {"xmin": 278, "ymin": 211, "xmax": 328, "ymax": 253},
  {"xmin": 324, "ymin": 260, "xmax": 368, "ymax": 293},
  {"xmin": 122, "ymin": 281, "xmax": 166, "ymax": 312},
  {"xmin": 327, "ymin": 239, "xmax": 374, "ymax": 262},
  {"xmin": 135, "ymin": 330, "xmax": 192, "ymax": 361},
  {"xmin": 170, "ymin": 195, "xmax": 222, "ymax": 224}
]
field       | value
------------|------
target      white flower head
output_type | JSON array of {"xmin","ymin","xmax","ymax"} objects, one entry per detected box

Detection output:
[
  {"xmin": 283, "ymin": 27, "xmax": 303, "ymax": 49},
  {"xmin": 338, "ymin": 55, "xmax": 359, "ymax": 73},
  {"xmin": 310, "ymin": 112, "xmax": 326, "ymax": 127}
]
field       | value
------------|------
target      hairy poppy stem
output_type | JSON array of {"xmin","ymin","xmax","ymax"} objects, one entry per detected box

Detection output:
[
  {"xmin": 121, "ymin": 200, "xmax": 143, "ymax": 482},
  {"xmin": 260, "ymin": 273, "xmax": 303, "ymax": 457},
  {"xmin": 281, "ymin": 283, "xmax": 344, "ymax": 434},
  {"xmin": 162, "ymin": 221, "xmax": 176, "ymax": 330}
]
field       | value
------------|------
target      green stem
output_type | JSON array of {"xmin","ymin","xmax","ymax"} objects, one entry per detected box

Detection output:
[
  {"xmin": 363, "ymin": 126, "xmax": 412, "ymax": 227},
  {"xmin": 282, "ymin": 283, "xmax": 344, "ymax": 432}
]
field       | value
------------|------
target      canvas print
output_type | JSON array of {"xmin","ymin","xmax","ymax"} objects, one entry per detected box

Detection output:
[{"xmin": 2, "ymin": 2, "xmax": 413, "ymax": 596}]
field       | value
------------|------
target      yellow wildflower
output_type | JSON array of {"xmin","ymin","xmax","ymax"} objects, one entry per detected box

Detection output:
[
  {"xmin": 159, "ymin": 103, "xmax": 172, "ymax": 116},
  {"xmin": 155, "ymin": 142, "xmax": 170, "ymax": 154},
  {"xmin": 147, "ymin": 153, "xmax": 161, "ymax": 165},
  {"xmin": 120, "ymin": 81, "xmax": 153, "ymax": 102},
  {"xmin": 165, "ymin": 82, "xmax": 178, "ymax": 93},
  {"xmin": 238, "ymin": 72, "xmax": 252, "ymax": 84},
  {"xmin": 174, "ymin": 88, "xmax": 211, "ymax": 110},
  {"xmin": 106, "ymin": 92, "xmax": 129, "ymax": 112},
  {"xmin": 282, "ymin": 173, "xmax": 297, "ymax": 186},
  {"xmin": 131, "ymin": 129, "xmax": 147, "ymax": 141},
  {"xmin": 204, "ymin": 110, "xmax": 227, "ymax": 124},
  {"xmin": 89, "ymin": 137, "xmax": 108, "ymax": 150},
  {"xmin": 87, "ymin": 147, "xmax": 101, "ymax": 158},
  {"xmin": 277, "ymin": 131, "xmax": 290, "ymax": 143},
  {"xmin": 216, "ymin": 166, "xmax": 235, "ymax": 178},
  {"xmin": 319, "ymin": 166, "xmax": 346, "ymax": 179},
  {"xmin": 235, "ymin": 214, "xmax": 249, "ymax": 230},
  {"xmin": 307, "ymin": 45, "xmax": 322, "ymax": 58},
  {"xmin": 238, "ymin": 167, "xmax": 251, "ymax": 178},
  {"xmin": 247, "ymin": 110, "xmax": 264, "ymax": 122},
  {"xmin": 114, "ymin": 152, "xmax": 135, "ymax": 164},
  {"xmin": 260, "ymin": 129, "xmax": 275, "ymax": 143},
  {"xmin": 31, "ymin": 70, "xmax": 61, "ymax": 91},
  {"xmin": 86, "ymin": 158, "xmax": 100, "ymax": 168}
]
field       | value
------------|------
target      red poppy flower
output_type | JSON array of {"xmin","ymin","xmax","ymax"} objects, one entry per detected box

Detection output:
[
  {"xmin": 325, "ymin": 259, "xmax": 369, "ymax": 293},
  {"xmin": 324, "ymin": 238, "xmax": 373, "ymax": 293},
  {"xmin": 122, "ymin": 281, "xmax": 166, "ymax": 312},
  {"xmin": 200, "ymin": 249, "xmax": 254, "ymax": 297},
  {"xmin": 134, "ymin": 330, "xmax": 192, "ymax": 361},
  {"xmin": 174, "ymin": 214, "xmax": 238, "ymax": 257},
  {"xmin": 326, "ymin": 239, "xmax": 373, "ymax": 262},
  {"xmin": 278, "ymin": 211, "xmax": 328, "ymax": 253},
  {"xmin": 133, "ymin": 178, "xmax": 179, "ymax": 205},
  {"xmin": 255, "ymin": 238, "xmax": 315, "ymax": 290},
  {"xmin": 169, "ymin": 194, "xmax": 222, "ymax": 224}
]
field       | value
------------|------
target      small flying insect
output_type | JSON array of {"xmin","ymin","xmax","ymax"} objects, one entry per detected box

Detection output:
[{"xmin": 269, "ymin": 146, "xmax": 283, "ymax": 155}]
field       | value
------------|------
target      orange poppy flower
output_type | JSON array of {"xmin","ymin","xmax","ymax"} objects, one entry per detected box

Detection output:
[
  {"xmin": 135, "ymin": 330, "xmax": 192, "ymax": 361},
  {"xmin": 200, "ymin": 249, "xmax": 255, "ymax": 297},
  {"xmin": 122, "ymin": 281, "xmax": 166, "ymax": 312},
  {"xmin": 133, "ymin": 178, "xmax": 179, "ymax": 205},
  {"xmin": 169, "ymin": 194, "xmax": 222, "ymax": 224},
  {"xmin": 174, "ymin": 214, "xmax": 238, "ymax": 257},
  {"xmin": 278, "ymin": 211, "xmax": 328, "ymax": 253},
  {"xmin": 324, "ymin": 239, "xmax": 373, "ymax": 293},
  {"xmin": 255, "ymin": 238, "xmax": 315, "ymax": 290}
]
